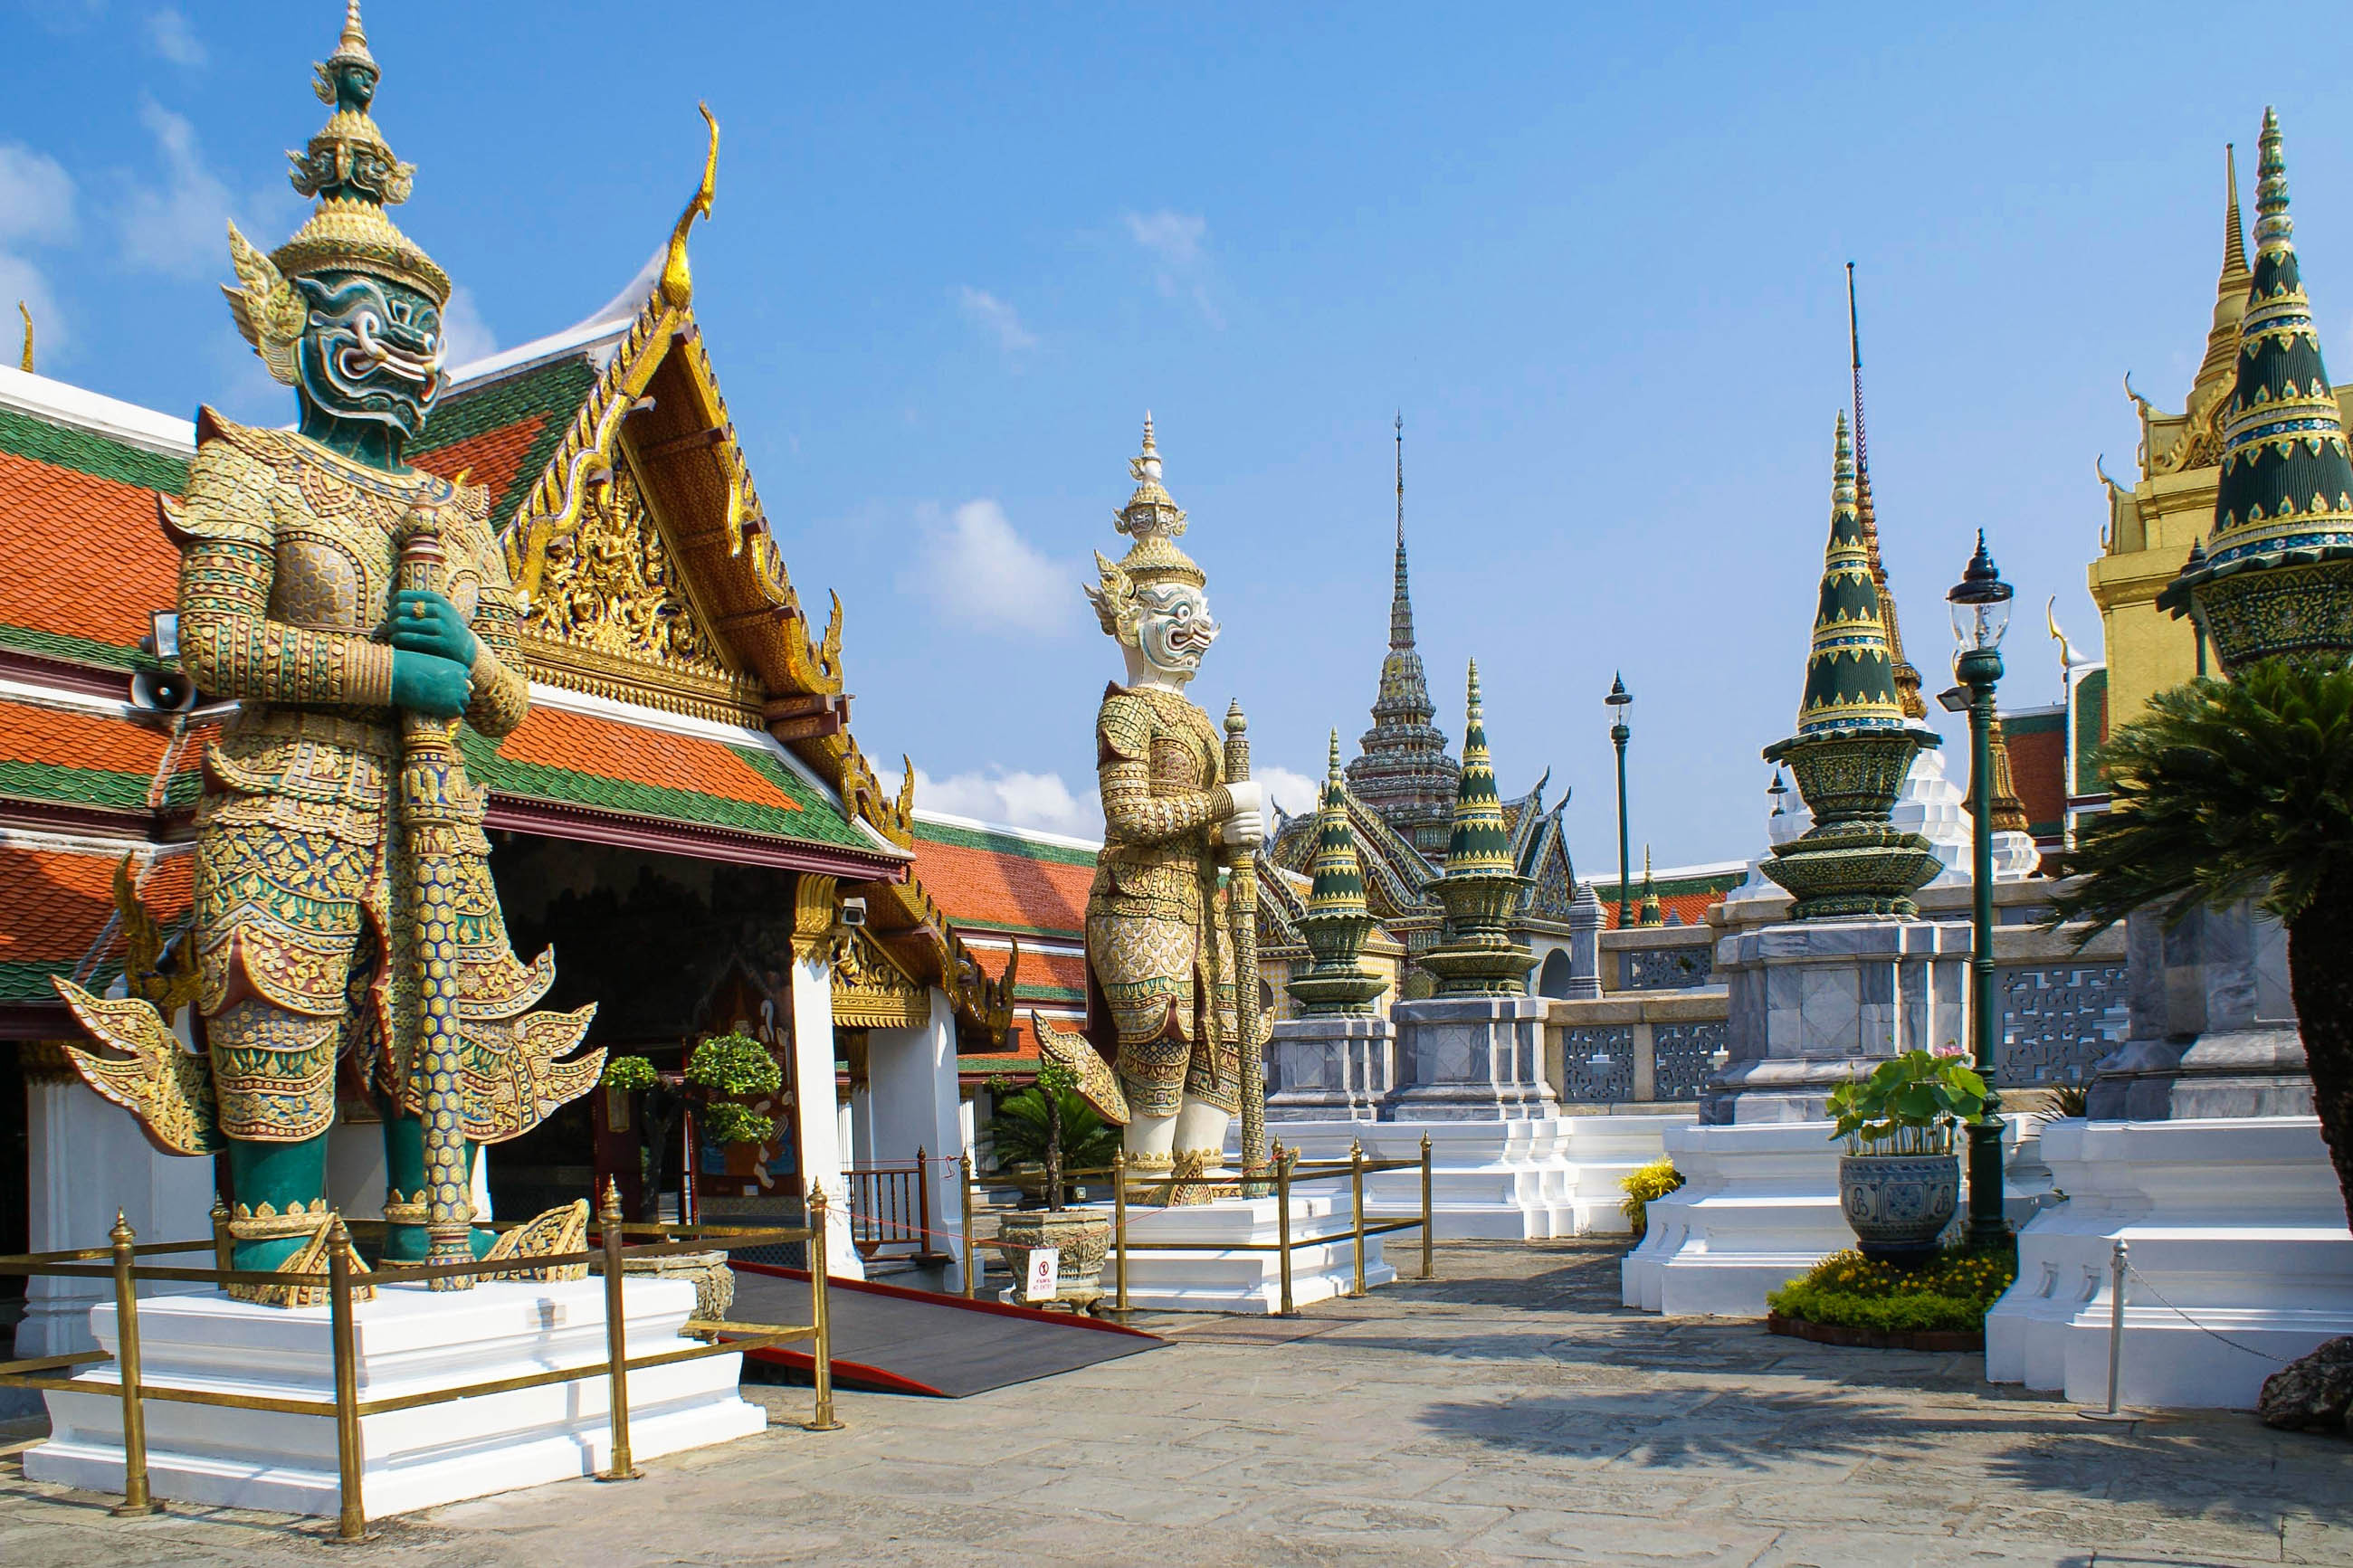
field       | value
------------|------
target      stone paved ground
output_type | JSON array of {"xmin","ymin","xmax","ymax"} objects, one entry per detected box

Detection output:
[{"xmin": 1, "ymin": 1240, "xmax": 2348, "ymax": 1566}]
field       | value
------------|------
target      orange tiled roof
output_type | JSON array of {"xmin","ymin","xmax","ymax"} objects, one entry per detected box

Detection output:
[
  {"xmin": 0, "ymin": 439, "xmax": 182, "ymax": 670},
  {"xmin": 0, "ymin": 842, "xmax": 193, "ymax": 1002},
  {"xmin": 457, "ymin": 703, "xmax": 870, "ymax": 851},
  {"xmin": 910, "ymin": 818, "xmax": 1094, "ymax": 941},
  {"xmin": 0, "ymin": 698, "xmax": 211, "ymax": 815}
]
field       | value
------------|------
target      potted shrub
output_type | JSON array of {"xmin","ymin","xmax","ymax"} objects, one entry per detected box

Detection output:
[
  {"xmin": 597, "ymin": 1033, "xmax": 783, "ymax": 1319},
  {"xmin": 986, "ymin": 1060, "xmax": 1111, "ymax": 1309},
  {"xmin": 1824, "ymin": 1047, "xmax": 1986, "ymax": 1263}
]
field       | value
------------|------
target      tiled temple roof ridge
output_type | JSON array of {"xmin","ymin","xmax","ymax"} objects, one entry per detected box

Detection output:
[{"xmin": 0, "ymin": 364, "xmax": 195, "ymax": 461}]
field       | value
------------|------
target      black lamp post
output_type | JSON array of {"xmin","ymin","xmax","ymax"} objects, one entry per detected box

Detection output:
[
  {"xmin": 1945, "ymin": 532, "xmax": 2013, "ymax": 1249},
  {"xmin": 1605, "ymin": 673, "xmax": 1634, "ymax": 927}
]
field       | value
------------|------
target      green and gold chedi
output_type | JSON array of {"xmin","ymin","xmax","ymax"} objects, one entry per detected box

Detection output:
[
  {"xmin": 1420, "ymin": 661, "xmax": 1534, "ymax": 996},
  {"xmin": 2162, "ymin": 108, "xmax": 2353, "ymax": 670},
  {"xmin": 50, "ymin": 1, "xmax": 601, "ymax": 1302},
  {"xmin": 1286, "ymin": 731, "xmax": 1387, "ymax": 1016},
  {"xmin": 1761, "ymin": 413, "xmax": 1943, "ymax": 919}
]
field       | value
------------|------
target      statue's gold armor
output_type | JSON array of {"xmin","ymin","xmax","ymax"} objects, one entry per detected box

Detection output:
[
  {"xmin": 1085, "ymin": 681, "xmax": 1241, "ymax": 1120},
  {"xmin": 176, "ymin": 411, "xmax": 532, "ymax": 1140}
]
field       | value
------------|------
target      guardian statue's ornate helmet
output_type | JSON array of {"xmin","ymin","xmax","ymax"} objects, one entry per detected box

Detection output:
[
  {"xmin": 222, "ymin": 2, "xmax": 450, "ymax": 389},
  {"xmin": 1086, "ymin": 415, "xmax": 1217, "ymax": 669}
]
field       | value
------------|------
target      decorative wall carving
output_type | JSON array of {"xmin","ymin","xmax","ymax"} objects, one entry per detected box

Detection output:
[
  {"xmin": 1996, "ymin": 963, "xmax": 2130, "ymax": 1086},
  {"xmin": 1653, "ymin": 1022, "xmax": 1725, "ymax": 1101},
  {"xmin": 522, "ymin": 460, "xmax": 726, "ymax": 677},
  {"xmin": 1623, "ymin": 944, "xmax": 1714, "ymax": 991},
  {"xmin": 1558, "ymin": 1024, "xmax": 1634, "ymax": 1103}
]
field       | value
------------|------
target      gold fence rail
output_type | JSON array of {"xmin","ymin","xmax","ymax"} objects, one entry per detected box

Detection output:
[
  {"xmin": 959, "ymin": 1135, "xmax": 1437, "ymax": 1315},
  {"xmin": 0, "ymin": 1182, "xmax": 844, "ymax": 1541}
]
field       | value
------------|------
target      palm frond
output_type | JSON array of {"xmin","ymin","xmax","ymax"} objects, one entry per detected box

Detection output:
[{"xmin": 2050, "ymin": 659, "xmax": 2353, "ymax": 937}]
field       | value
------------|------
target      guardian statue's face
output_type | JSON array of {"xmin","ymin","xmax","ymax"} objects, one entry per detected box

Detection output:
[
  {"xmin": 1136, "ymin": 584, "xmax": 1218, "ymax": 681},
  {"xmin": 293, "ymin": 270, "xmax": 446, "ymax": 442}
]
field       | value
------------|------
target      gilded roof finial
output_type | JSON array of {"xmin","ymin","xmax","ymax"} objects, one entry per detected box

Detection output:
[
  {"xmin": 660, "ymin": 103, "xmax": 721, "ymax": 309},
  {"xmin": 16, "ymin": 300, "xmax": 30, "ymax": 374}
]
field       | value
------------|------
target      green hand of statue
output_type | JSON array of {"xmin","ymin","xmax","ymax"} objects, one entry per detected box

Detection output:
[
  {"xmin": 388, "ymin": 589, "xmax": 478, "ymax": 669},
  {"xmin": 390, "ymin": 650, "xmax": 472, "ymax": 719}
]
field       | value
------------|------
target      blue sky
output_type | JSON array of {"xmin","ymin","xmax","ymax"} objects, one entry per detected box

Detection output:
[{"xmin": 5, "ymin": 2, "xmax": 2349, "ymax": 865}]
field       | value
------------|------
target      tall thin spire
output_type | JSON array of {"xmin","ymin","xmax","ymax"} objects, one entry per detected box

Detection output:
[
  {"xmin": 2192, "ymin": 144, "xmax": 2254, "ymax": 395},
  {"xmin": 1389, "ymin": 412, "xmax": 1415, "ymax": 651},
  {"xmin": 1349, "ymin": 412, "xmax": 1458, "ymax": 855},
  {"xmin": 1845, "ymin": 262, "xmax": 1925, "ymax": 720}
]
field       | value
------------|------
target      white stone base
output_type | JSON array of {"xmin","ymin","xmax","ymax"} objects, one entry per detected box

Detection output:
[
  {"xmin": 1100, "ymin": 1195, "xmax": 1394, "ymax": 1314},
  {"xmin": 25, "ymin": 1277, "xmax": 767, "ymax": 1518},
  {"xmin": 1986, "ymin": 1117, "xmax": 2353, "ymax": 1411},
  {"xmin": 1265, "ymin": 1113, "xmax": 1688, "ymax": 1240},
  {"xmin": 1623, "ymin": 1117, "xmax": 2054, "ymax": 1318}
]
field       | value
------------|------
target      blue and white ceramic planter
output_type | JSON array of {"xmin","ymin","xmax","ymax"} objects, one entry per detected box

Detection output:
[{"xmin": 1839, "ymin": 1152, "xmax": 1959, "ymax": 1262}]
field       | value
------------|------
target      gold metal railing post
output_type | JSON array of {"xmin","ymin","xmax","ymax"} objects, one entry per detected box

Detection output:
[
  {"xmin": 1112, "ymin": 1151, "xmax": 1129, "ymax": 1315},
  {"xmin": 107, "ymin": 1211, "xmax": 159, "ymax": 1516},
  {"xmin": 595, "ymin": 1179, "xmax": 641, "ymax": 1481},
  {"xmin": 1348, "ymin": 1139, "xmax": 1367, "ymax": 1298},
  {"xmin": 804, "ymin": 1185, "xmax": 843, "ymax": 1432},
  {"xmin": 915, "ymin": 1145, "xmax": 931, "ymax": 1259},
  {"xmin": 1274, "ymin": 1142, "xmax": 1295, "ymax": 1317},
  {"xmin": 209, "ymin": 1197, "xmax": 233, "ymax": 1277},
  {"xmin": 1420, "ymin": 1132, "xmax": 1436, "ymax": 1280},
  {"xmin": 959, "ymin": 1153, "xmax": 977, "ymax": 1300},
  {"xmin": 328, "ymin": 1214, "xmax": 366, "ymax": 1542}
]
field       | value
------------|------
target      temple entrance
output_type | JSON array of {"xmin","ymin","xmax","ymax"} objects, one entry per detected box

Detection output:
[{"xmin": 484, "ymin": 832, "xmax": 805, "ymax": 1224}]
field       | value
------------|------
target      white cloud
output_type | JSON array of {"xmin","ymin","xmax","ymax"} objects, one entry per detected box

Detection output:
[
  {"xmin": 119, "ymin": 97, "xmax": 242, "ymax": 279},
  {"xmin": 900, "ymin": 499, "xmax": 1081, "ymax": 637},
  {"xmin": 144, "ymin": 8, "xmax": 205, "ymax": 67},
  {"xmin": 440, "ymin": 285, "xmax": 498, "ymax": 366},
  {"xmin": 1121, "ymin": 209, "xmax": 1222, "ymax": 328},
  {"xmin": 955, "ymin": 285, "xmax": 1035, "ymax": 353},
  {"xmin": 1123, "ymin": 209, "xmax": 1205, "ymax": 269},
  {"xmin": 0, "ymin": 144, "xmax": 77, "ymax": 364},
  {"xmin": 0, "ymin": 144, "xmax": 76, "ymax": 246},
  {"xmin": 895, "ymin": 765, "xmax": 1100, "ymax": 838}
]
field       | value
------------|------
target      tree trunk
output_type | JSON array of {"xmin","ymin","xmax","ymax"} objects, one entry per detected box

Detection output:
[
  {"xmin": 2288, "ymin": 887, "xmax": 2353, "ymax": 1232},
  {"xmin": 641, "ymin": 1089, "xmax": 682, "ymax": 1226}
]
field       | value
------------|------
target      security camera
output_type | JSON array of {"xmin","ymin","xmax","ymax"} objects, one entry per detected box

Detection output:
[
  {"xmin": 130, "ymin": 670, "xmax": 197, "ymax": 713},
  {"xmin": 838, "ymin": 898, "xmax": 868, "ymax": 929}
]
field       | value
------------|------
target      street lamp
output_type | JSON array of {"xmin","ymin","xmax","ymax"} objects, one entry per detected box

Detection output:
[
  {"xmin": 1946, "ymin": 531, "xmax": 2013, "ymax": 1250},
  {"xmin": 1605, "ymin": 673, "xmax": 1634, "ymax": 927}
]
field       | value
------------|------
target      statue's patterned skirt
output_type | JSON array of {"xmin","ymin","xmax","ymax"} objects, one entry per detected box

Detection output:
[{"xmin": 1085, "ymin": 908, "xmax": 1241, "ymax": 1118}]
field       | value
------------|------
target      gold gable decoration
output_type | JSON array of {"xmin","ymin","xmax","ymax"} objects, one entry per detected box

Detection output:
[
  {"xmin": 832, "ymin": 927, "xmax": 929, "ymax": 1031},
  {"xmin": 524, "ymin": 459, "xmax": 724, "ymax": 673}
]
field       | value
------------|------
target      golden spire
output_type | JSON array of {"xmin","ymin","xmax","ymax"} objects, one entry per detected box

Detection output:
[
  {"xmin": 15, "ymin": 301, "xmax": 29, "ymax": 374},
  {"xmin": 660, "ymin": 103, "xmax": 720, "ymax": 309},
  {"xmin": 2191, "ymin": 142, "xmax": 2253, "ymax": 397}
]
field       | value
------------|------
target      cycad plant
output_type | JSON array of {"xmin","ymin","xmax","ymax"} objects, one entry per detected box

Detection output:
[
  {"xmin": 984, "ymin": 1062, "xmax": 1119, "ymax": 1211},
  {"xmin": 2049, "ymin": 659, "xmax": 2353, "ymax": 1230}
]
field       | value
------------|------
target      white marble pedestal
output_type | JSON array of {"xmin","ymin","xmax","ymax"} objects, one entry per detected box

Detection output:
[
  {"xmin": 1986, "ymin": 1117, "xmax": 2353, "ymax": 1410},
  {"xmin": 25, "ymin": 1277, "xmax": 767, "ymax": 1517},
  {"xmin": 1622, "ymin": 1117, "xmax": 2055, "ymax": 1318},
  {"xmin": 1100, "ymin": 1195, "xmax": 1394, "ymax": 1314},
  {"xmin": 1267, "ymin": 1113, "xmax": 1687, "ymax": 1240}
]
